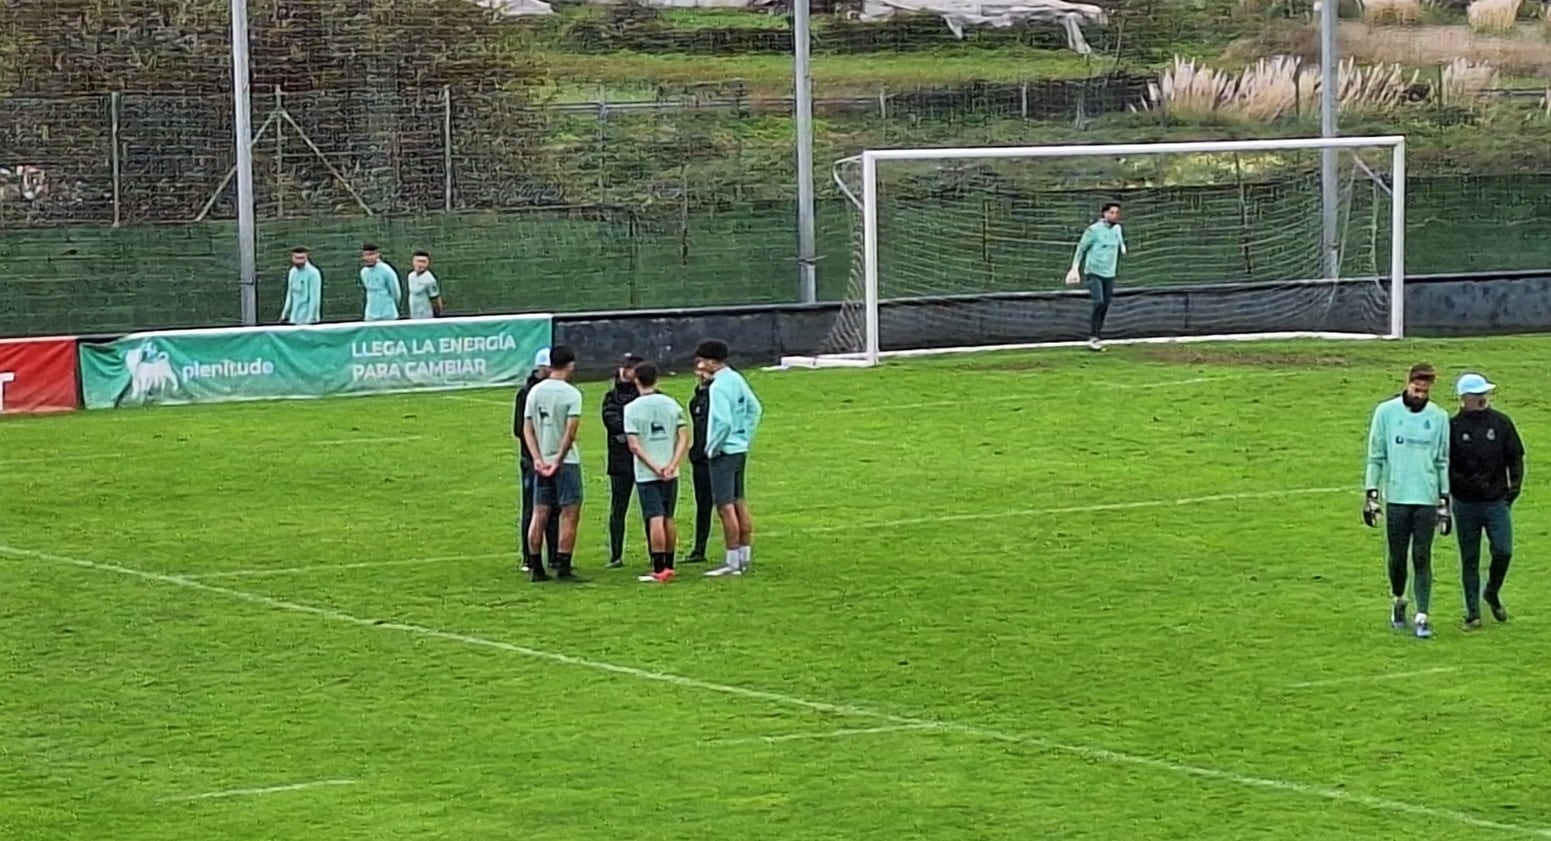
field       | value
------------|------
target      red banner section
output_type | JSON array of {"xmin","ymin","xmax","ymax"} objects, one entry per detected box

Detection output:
[{"xmin": 0, "ymin": 337, "xmax": 79, "ymax": 415}]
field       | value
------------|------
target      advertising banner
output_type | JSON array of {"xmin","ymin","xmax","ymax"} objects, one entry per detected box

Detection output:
[
  {"xmin": 0, "ymin": 337, "xmax": 80, "ymax": 415},
  {"xmin": 78, "ymin": 314, "xmax": 551, "ymax": 410}
]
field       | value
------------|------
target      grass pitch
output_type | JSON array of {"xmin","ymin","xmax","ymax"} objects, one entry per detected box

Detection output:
[{"xmin": 4, "ymin": 336, "xmax": 1551, "ymax": 840}]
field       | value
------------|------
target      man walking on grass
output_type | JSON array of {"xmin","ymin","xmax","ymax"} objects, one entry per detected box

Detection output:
[
  {"xmin": 1364, "ymin": 363, "xmax": 1451, "ymax": 639},
  {"xmin": 1067, "ymin": 201, "xmax": 1126, "ymax": 351},
  {"xmin": 1449, "ymin": 372, "xmax": 1525, "ymax": 628}
]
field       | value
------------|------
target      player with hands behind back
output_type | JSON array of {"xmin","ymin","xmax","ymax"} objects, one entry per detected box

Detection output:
[{"xmin": 623, "ymin": 362, "xmax": 689, "ymax": 583}]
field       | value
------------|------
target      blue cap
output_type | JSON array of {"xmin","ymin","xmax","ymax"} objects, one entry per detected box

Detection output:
[{"xmin": 1456, "ymin": 372, "xmax": 1495, "ymax": 397}]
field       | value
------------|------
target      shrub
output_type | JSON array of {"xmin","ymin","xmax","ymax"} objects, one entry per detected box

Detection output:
[
  {"xmin": 1466, "ymin": 0, "xmax": 1522, "ymax": 32},
  {"xmin": 1439, "ymin": 57, "xmax": 1501, "ymax": 103},
  {"xmin": 1141, "ymin": 55, "xmax": 1414, "ymax": 121},
  {"xmin": 1361, "ymin": 0, "xmax": 1424, "ymax": 24}
]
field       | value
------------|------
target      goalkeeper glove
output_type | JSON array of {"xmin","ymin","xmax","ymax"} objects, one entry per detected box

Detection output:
[
  {"xmin": 1064, "ymin": 267, "xmax": 1082, "ymax": 286},
  {"xmin": 1437, "ymin": 496, "xmax": 1452, "ymax": 536},
  {"xmin": 1362, "ymin": 490, "xmax": 1381, "ymax": 528}
]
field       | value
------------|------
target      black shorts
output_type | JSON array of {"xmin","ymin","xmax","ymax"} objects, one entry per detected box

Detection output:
[
  {"xmin": 708, "ymin": 452, "xmax": 747, "ymax": 507},
  {"xmin": 636, "ymin": 479, "xmax": 679, "ymax": 520},
  {"xmin": 534, "ymin": 463, "xmax": 584, "ymax": 509}
]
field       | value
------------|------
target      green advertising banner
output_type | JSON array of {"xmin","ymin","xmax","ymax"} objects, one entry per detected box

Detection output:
[{"xmin": 79, "ymin": 314, "xmax": 552, "ymax": 409}]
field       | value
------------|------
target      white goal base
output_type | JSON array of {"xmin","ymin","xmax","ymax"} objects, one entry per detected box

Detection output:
[{"xmin": 771, "ymin": 330, "xmax": 1392, "ymax": 370}]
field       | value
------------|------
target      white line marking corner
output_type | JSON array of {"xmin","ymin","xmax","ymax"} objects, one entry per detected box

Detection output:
[
  {"xmin": 171, "ymin": 778, "xmax": 359, "ymax": 802},
  {"xmin": 709, "ymin": 723, "xmax": 943, "ymax": 746},
  {"xmin": 9, "ymin": 545, "xmax": 1549, "ymax": 839},
  {"xmin": 1287, "ymin": 666, "xmax": 1461, "ymax": 689}
]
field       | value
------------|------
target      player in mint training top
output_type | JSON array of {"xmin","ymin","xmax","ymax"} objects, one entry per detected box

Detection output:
[
  {"xmin": 623, "ymin": 361, "xmax": 689, "ymax": 584},
  {"xmin": 523, "ymin": 344, "xmax": 585, "ymax": 582},
  {"xmin": 1364, "ymin": 363, "xmax": 1451, "ymax": 639},
  {"xmin": 1068, "ymin": 202, "xmax": 1126, "ymax": 352},
  {"xmin": 279, "ymin": 246, "xmax": 322, "ymax": 325},
  {"xmin": 359, "ymin": 243, "xmax": 401, "ymax": 322},
  {"xmin": 696, "ymin": 339, "xmax": 763, "ymax": 578},
  {"xmin": 405, "ymin": 250, "xmax": 444, "ymax": 320}
]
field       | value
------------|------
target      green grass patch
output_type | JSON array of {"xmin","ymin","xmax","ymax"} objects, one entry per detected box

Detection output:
[
  {"xmin": 542, "ymin": 47, "xmax": 1117, "ymax": 94},
  {"xmin": 4, "ymin": 336, "xmax": 1551, "ymax": 839}
]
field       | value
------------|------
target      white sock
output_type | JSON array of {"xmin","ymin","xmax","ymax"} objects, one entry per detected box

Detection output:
[
  {"xmin": 724, "ymin": 549, "xmax": 740, "ymax": 568},
  {"xmin": 1416, "ymin": 612, "xmax": 1428, "ymax": 623},
  {"xmin": 738, "ymin": 546, "xmax": 750, "ymax": 565}
]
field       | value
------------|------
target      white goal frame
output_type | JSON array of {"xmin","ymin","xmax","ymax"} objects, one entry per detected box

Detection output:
[{"xmin": 781, "ymin": 135, "xmax": 1407, "ymax": 369}]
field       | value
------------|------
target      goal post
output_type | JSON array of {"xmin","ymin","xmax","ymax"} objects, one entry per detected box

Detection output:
[{"xmin": 782, "ymin": 135, "xmax": 1407, "ymax": 369}]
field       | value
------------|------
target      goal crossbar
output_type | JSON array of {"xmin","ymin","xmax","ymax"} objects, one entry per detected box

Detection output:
[{"xmin": 785, "ymin": 135, "xmax": 1407, "ymax": 370}]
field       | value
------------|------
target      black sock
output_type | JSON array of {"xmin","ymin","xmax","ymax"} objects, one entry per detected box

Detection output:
[
  {"xmin": 650, "ymin": 552, "xmax": 665, "ymax": 573},
  {"xmin": 665, "ymin": 551, "xmax": 676, "ymax": 570},
  {"xmin": 556, "ymin": 552, "xmax": 573, "ymax": 574}
]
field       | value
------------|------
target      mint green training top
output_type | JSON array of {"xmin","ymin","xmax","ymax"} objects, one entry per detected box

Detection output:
[{"xmin": 1365, "ymin": 395, "xmax": 1450, "ymax": 506}]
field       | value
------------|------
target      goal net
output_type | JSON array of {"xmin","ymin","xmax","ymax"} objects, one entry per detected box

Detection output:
[{"xmin": 786, "ymin": 136, "xmax": 1405, "ymax": 368}]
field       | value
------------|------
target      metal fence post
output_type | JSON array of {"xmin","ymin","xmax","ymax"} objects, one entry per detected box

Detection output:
[
  {"xmin": 443, "ymin": 85, "xmax": 453, "ymax": 212},
  {"xmin": 110, "ymin": 91, "xmax": 122, "ymax": 228}
]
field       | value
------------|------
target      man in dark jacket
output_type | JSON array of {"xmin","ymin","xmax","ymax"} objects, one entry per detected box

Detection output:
[
  {"xmin": 514, "ymin": 348, "xmax": 560, "ymax": 572},
  {"xmin": 1449, "ymin": 372, "xmax": 1526, "ymax": 628},
  {"xmin": 685, "ymin": 366, "xmax": 714, "ymax": 563},
  {"xmin": 601, "ymin": 353, "xmax": 646, "ymax": 568}
]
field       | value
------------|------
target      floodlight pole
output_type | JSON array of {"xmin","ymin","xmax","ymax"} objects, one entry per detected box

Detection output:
[
  {"xmin": 793, "ymin": 0, "xmax": 818, "ymax": 304},
  {"xmin": 231, "ymin": 0, "xmax": 258, "ymax": 326},
  {"xmin": 1319, "ymin": 0, "xmax": 1339, "ymax": 280}
]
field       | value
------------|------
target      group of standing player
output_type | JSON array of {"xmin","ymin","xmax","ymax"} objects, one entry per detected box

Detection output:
[
  {"xmin": 512, "ymin": 340, "xmax": 763, "ymax": 584},
  {"xmin": 1364, "ymin": 363, "xmax": 1526, "ymax": 638},
  {"xmin": 278, "ymin": 243, "xmax": 444, "ymax": 326}
]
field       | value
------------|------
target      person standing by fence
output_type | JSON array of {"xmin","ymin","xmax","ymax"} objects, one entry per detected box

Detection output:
[
  {"xmin": 279, "ymin": 246, "xmax": 322, "ymax": 326},
  {"xmin": 360, "ymin": 243, "xmax": 401, "ymax": 322},
  {"xmin": 405, "ymin": 250, "xmax": 444, "ymax": 320}
]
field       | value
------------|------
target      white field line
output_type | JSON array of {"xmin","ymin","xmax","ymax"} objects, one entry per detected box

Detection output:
[
  {"xmin": 312, "ymin": 436, "xmax": 421, "ymax": 446},
  {"xmin": 1094, "ymin": 371, "xmax": 1305, "ymax": 390},
  {"xmin": 185, "ymin": 488, "xmax": 1350, "ymax": 578},
  {"xmin": 710, "ymin": 723, "xmax": 944, "ymax": 746},
  {"xmin": 186, "ymin": 552, "xmax": 510, "ymax": 580},
  {"xmin": 809, "ymin": 372, "xmax": 1297, "ymax": 415},
  {"xmin": 767, "ymin": 487, "xmax": 1351, "ymax": 536},
  {"xmin": 0, "ymin": 436, "xmax": 423, "ymax": 468},
  {"xmin": 170, "ymin": 778, "xmax": 359, "ymax": 802},
  {"xmin": 441, "ymin": 394, "xmax": 508, "ymax": 406},
  {"xmin": 1287, "ymin": 667, "xmax": 1461, "ymax": 690},
  {"xmin": 439, "ymin": 372, "xmax": 1292, "ymax": 416},
  {"xmin": 8, "ymin": 544, "xmax": 1549, "ymax": 840}
]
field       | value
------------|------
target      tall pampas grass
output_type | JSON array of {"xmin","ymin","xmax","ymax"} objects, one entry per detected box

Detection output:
[
  {"xmin": 1140, "ymin": 56, "xmax": 1239, "ymax": 123},
  {"xmin": 1466, "ymin": 0, "xmax": 1522, "ymax": 32},
  {"xmin": 1139, "ymin": 56, "xmax": 1414, "ymax": 122},
  {"xmin": 1360, "ymin": 0, "xmax": 1423, "ymax": 24},
  {"xmin": 1439, "ymin": 57, "xmax": 1501, "ymax": 103}
]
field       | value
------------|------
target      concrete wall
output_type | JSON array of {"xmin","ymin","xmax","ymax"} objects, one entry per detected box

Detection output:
[{"xmin": 552, "ymin": 271, "xmax": 1551, "ymax": 376}]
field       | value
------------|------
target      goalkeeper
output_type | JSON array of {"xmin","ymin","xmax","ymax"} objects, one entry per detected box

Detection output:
[
  {"xmin": 1363, "ymin": 363, "xmax": 1452, "ymax": 639},
  {"xmin": 1067, "ymin": 202, "xmax": 1126, "ymax": 352}
]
